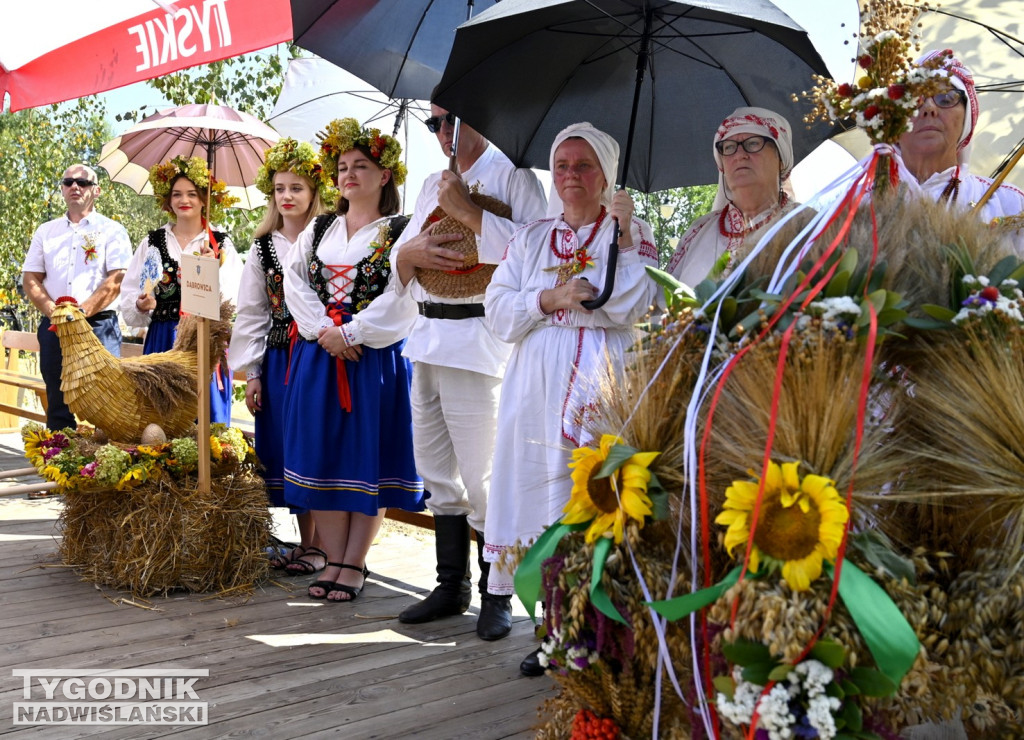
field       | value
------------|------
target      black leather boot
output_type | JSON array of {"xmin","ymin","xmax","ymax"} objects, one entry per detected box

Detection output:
[
  {"xmin": 399, "ymin": 515, "xmax": 472, "ymax": 624},
  {"xmin": 520, "ymin": 646, "xmax": 545, "ymax": 677},
  {"xmin": 475, "ymin": 530, "xmax": 512, "ymax": 641}
]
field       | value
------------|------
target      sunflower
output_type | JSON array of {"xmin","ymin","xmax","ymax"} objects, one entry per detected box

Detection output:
[
  {"xmin": 715, "ymin": 460, "xmax": 849, "ymax": 591},
  {"xmin": 563, "ymin": 434, "xmax": 660, "ymax": 544}
]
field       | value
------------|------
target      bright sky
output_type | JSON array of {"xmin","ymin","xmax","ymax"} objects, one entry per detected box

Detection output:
[{"xmin": 98, "ymin": 0, "xmax": 864, "ymax": 206}]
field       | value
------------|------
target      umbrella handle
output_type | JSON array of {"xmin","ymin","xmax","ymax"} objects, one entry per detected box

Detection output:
[
  {"xmin": 580, "ymin": 223, "xmax": 619, "ymax": 311},
  {"xmin": 579, "ymin": 10, "xmax": 650, "ymax": 312}
]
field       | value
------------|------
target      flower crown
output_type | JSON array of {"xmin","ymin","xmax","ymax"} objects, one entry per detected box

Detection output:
[
  {"xmin": 317, "ymin": 117, "xmax": 407, "ymax": 187},
  {"xmin": 802, "ymin": 0, "xmax": 951, "ymax": 145},
  {"xmin": 148, "ymin": 156, "xmax": 239, "ymax": 223},
  {"xmin": 255, "ymin": 138, "xmax": 339, "ymax": 211}
]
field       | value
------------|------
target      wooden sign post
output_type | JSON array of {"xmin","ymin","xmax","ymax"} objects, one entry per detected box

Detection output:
[{"xmin": 180, "ymin": 251, "xmax": 221, "ymax": 494}]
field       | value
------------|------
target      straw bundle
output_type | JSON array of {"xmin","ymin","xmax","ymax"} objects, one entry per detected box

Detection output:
[
  {"xmin": 532, "ymin": 521, "xmax": 693, "ymax": 739},
  {"xmin": 414, "ymin": 192, "xmax": 511, "ymax": 298},
  {"xmin": 58, "ymin": 469, "xmax": 270, "ymax": 597},
  {"xmin": 51, "ymin": 299, "xmax": 234, "ymax": 443}
]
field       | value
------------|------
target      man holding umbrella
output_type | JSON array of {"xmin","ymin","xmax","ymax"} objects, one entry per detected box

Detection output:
[{"xmin": 391, "ymin": 103, "xmax": 547, "ymax": 642}]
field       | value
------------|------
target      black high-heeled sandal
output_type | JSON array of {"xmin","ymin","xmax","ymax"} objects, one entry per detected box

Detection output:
[
  {"xmin": 285, "ymin": 546, "xmax": 327, "ymax": 576},
  {"xmin": 324, "ymin": 563, "xmax": 370, "ymax": 603},
  {"xmin": 308, "ymin": 561, "xmax": 345, "ymax": 600}
]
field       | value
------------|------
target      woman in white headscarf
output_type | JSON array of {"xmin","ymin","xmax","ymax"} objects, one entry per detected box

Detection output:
[
  {"xmin": 898, "ymin": 49, "xmax": 1024, "ymax": 222},
  {"xmin": 482, "ymin": 123, "xmax": 658, "ymax": 672},
  {"xmin": 666, "ymin": 107, "xmax": 797, "ymax": 289}
]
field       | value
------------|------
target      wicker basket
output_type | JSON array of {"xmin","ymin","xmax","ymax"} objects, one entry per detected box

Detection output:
[{"xmin": 414, "ymin": 192, "xmax": 512, "ymax": 299}]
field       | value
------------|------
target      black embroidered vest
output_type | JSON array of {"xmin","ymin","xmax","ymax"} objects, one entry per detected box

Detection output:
[
  {"xmin": 254, "ymin": 233, "xmax": 292, "ymax": 349},
  {"xmin": 306, "ymin": 214, "xmax": 409, "ymax": 313},
  {"xmin": 148, "ymin": 227, "xmax": 228, "ymax": 322}
]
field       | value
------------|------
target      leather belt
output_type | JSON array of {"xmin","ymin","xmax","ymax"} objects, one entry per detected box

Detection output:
[
  {"xmin": 89, "ymin": 310, "xmax": 118, "ymax": 321},
  {"xmin": 417, "ymin": 302, "xmax": 485, "ymax": 320}
]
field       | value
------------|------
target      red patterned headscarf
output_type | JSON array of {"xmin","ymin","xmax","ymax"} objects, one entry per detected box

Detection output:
[
  {"xmin": 916, "ymin": 49, "xmax": 978, "ymax": 165},
  {"xmin": 712, "ymin": 107, "xmax": 794, "ymax": 210}
]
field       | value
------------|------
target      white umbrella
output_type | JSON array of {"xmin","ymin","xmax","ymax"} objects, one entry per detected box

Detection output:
[
  {"xmin": 268, "ymin": 58, "xmax": 447, "ymax": 212},
  {"xmin": 834, "ymin": 1, "xmax": 1024, "ymax": 190}
]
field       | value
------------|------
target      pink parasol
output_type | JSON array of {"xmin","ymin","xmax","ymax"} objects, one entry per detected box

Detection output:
[{"xmin": 97, "ymin": 103, "xmax": 280, "ymax": 210}]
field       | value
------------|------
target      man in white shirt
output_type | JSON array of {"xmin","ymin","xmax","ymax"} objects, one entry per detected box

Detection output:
[
  {"xmin": 391, "ymin": 105, "xmax": 547, "ymax": 644},
  {"xmin": 22, "ymin": 164, "xmax": 132, "ymax": 430}
]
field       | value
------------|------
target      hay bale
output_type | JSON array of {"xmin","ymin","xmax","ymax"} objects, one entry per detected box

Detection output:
[{"xmin": 58, "ymin": 471, "xmax": 271, "ymax": 597}]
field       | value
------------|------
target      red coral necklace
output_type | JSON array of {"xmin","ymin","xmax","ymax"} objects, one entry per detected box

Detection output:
[
  {"xmin": 549, "ymin": 206, "xmax": 606, "ymax": 284},
  {"xmin": 718, "ymin": 193, "xmax": 789, "ymax": 239}
]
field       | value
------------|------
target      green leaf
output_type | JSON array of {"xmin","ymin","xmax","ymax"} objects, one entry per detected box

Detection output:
[
  {"xmin": 825, "ymin": 270, "xmax": 851, "ymax": 298},
  {"xmin": 810, "ymin": 639, "xmax": 847, "ymax": 668},
  {"xmin": 695, "ymin": 279, "xmax": 719, "ymax": 305},
  {"xmin": 840, "ymin": 677, "xmax": 860, "ymax": 696},
  {"xmin": 748, "ymin": 288, "xmax": 783, "ymax": 302},
  {"xmin": 875, "ymin": 307, "xmax": 907, "ymax": 326},
  {"xmin": 645, "ymin": 265, "xmax": 689, "ymax": 295},
  {"xmin": 1008, "ymin": 263, "xmax": 1024, "ymax": 282},
  {"xmin": 849, "ymin": 666, "xmax": 898, "ymax": 697},
  {"xmin": 719, "ymin": 296, "xmax": 737, "ymax": 324},
  {"xmin": 649, "ymin": 487, "xmax": 669, "ymax": 522},
  {"xmin": 837, "ymin": 246, "xmax": 859, "ymax": 277},
  {"xmin": 712, "ymin": 675, "xmax": 735, "ymax": 700},
  {"xmin": 838, "ymin": 699, "xmax": 864, "ymax": 732},
  {"xmin": 768, "ymin": 663, "xmax": 793, "ymax": 682},
  {"xmin": 740, "ymin": 662, "xmax": 774, "ymax": 685},
  {"xmin": 594, "ymin": 443, "xmax": 639, "ymax": 479},
  {"xmin": 721, "ymin": 639, "xmax": 772, "ymax": 667},
  {"xmin": 867, "ymin": 260, "xmax": 888, "ymax": 293},
  {"xmin": 920, "ymin": 303, "xmax": 958, "ymax": 321},
  {"xmin": 989, "ymin": 254, "xmax": 1019, "ymax": 286},
  {"xmin": 849, "ymin": 530, "xmax": 917, "ymax": 585}
]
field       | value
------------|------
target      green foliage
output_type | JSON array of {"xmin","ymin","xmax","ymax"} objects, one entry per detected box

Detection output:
[
  {"xmin": 630, "ymin": 185, "xmax": 717, "ymax": 267},
  {"xmin": 0, "ymin": 99, "xmax": 162, "ymax": 329}
]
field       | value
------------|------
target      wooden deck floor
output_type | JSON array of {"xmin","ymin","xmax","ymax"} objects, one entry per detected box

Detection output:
[{"xmin": 0, "ymin": 433, "xmax": 555, "ymax": 739}]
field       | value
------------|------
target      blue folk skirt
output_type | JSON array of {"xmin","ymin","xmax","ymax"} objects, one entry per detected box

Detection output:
[
  {"xmin": 144, "ymin": 319, "xmax": 233, "ymax": 423},
  {"xmin": 255, "ymin": 345, "xmax": 297, "ymax": 509},
  {"xmin": 281, "ymin": 334, "xmax": 424, "ymax": 516}
]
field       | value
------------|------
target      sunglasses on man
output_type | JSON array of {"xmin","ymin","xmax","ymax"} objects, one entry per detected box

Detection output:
[
  {"xmin": 424, "ymin": 112, "xmax": 457, "ymax": 134},
  {"xmin": 61, "ymin": 178, "xmax": 96, "ymax": 188}
]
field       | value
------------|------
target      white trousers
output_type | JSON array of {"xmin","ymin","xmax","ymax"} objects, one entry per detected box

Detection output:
[{"xmin": 410, "ymin": 362, "xmax": 501, "ymax": 533}]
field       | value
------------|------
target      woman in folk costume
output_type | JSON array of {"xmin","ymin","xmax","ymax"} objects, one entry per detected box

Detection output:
[
  {"xmin": 281, "ymin": 118, "xmax": 424, "ymax": 602},
  {"xmin": 897, "ymin": 49, "xmax": 1024, "ymax": 223},
  {"xmin": 121, "ymin": 156, "xmax": 244, "ymax": 423},
  {"xmin": 666, "ymin": 107, "xmax": 798, "ymax": 289},
  {"xmin": 482, "ymin": 122, "xmax": 658, "ymax": 673},
  {"xmin": 228, "ymin": 139, "xmax": 337, "ymax": 576}
]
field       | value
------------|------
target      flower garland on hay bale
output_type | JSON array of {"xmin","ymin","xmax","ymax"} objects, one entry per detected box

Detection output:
[{"xmin": 23, "ymin": 423, "xmax": 271, "ymax": 597}]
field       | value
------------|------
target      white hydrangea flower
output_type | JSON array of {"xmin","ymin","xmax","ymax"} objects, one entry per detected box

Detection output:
[
  {"xmin": 794, "ymin": 659, "xmax": 833, "ymax": 697},
  {"xmin": 806, "ymin": 694, "xmax": 841, "ymax": 739}
]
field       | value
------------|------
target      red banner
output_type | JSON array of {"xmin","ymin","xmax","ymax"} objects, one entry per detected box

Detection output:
[{"xmin": 1, "ymin": 0, "xmax": 293, "ymax": 112}]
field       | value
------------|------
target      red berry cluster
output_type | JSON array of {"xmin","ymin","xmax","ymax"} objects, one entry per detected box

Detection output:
[{"xmin": 570, "ymin": 708, "xmax": 621, "ymax": 740}]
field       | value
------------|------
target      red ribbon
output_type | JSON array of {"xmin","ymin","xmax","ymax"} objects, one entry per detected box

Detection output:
[
  {"xmin": 692, "ymin": 152, "xmax": 884, "ymax": 739},
  {"xmin": 284, "ymin": 321, "xmax": 299, "ymax": 386},
  {"xmin": 202, "ymin": 217, "xmax": 220, "ymax": 259},
  {"xmin": 443, "ymin": 262, "xmax": 487, "ymax": 276},
  {"xmin": 326, "ymin": 305, "xmax": 352, "ymax": 413}
]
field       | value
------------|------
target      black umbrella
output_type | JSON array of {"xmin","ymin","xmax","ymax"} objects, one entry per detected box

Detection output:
[
  {"xmin": 435, "ymin": 0, "xmax": 833, "ymax": 192},
  {"xmin": 435, "ymin": 0, "xmax": 833, "ymax": 307},
  {"xmin": 290, "ymin": 0, "xmax": 500, "ymax": 101}
]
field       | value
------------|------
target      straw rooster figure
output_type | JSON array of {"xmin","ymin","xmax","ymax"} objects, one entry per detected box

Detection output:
[{"xmin": 48, "ymin": 297, "xmax": 234, "ymax": 443}]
